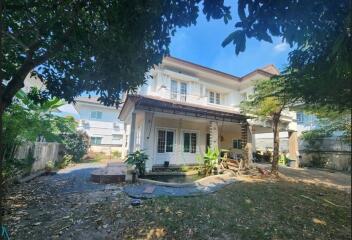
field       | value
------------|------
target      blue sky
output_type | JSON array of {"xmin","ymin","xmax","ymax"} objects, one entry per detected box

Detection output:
[{"xmin": 169, "ymin": 1, "xmax": 291, "ymax": 77}]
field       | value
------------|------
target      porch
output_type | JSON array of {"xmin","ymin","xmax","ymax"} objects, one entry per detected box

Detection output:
[{"xmin": 123, "ymin": 95, "xmax": 298, "ymax": 172}]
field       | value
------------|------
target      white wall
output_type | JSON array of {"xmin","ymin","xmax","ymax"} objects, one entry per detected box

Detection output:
[{"xmin": 75, "ymin": 102, "xmax": 124, "ymax": 147}]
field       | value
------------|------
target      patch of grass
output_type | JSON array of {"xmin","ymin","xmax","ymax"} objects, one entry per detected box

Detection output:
[
  {"xmin": 117, "ymin": 180, "xmax": 351, "ymax": 239},
  {"xmin": 81, "ymin": 152, "xmax": 107, "ymax": 163}
]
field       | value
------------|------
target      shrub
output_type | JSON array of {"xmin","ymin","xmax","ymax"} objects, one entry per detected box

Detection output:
[
  {"xmin": 124, "ymin": 150, "xmax": 148, "ymax": 176},
  {"xmin": 61, "ymin": 131, "xmax": 89, "ymax": 162},
  {"xmin": 55, "ymin": 154, "xmax": 73, "ymax": 169},
  {"xmin": 112, "ymin": 150, "xmax": 121, "ymax": 159}
]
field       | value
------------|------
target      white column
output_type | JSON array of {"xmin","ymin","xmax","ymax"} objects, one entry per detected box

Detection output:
[
  {"xmin": 247, "ymin": 125, "xmax": 254, "ymax": 165},
  {"xmin": 209, "ymin": 121, "xmax": 219, "ymax": 149},
  {"xmin": 128, "ymin": 112, "xmax": 136, "ymax": 153},
  {"xmin": 288, "ymin": 131, "xmax": 299, "ymax": 167},
  {"xmin": 143, "ymin": 112, "xmax": 154, "ymax": 172}
]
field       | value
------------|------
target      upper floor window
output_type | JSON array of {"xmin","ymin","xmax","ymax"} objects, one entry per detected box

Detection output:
[
  {"xmin": 171, "ymin": 80, "xmax": 178, "ymax": 100},
  {"xmin": 296, "ymin": 112, "xmax": 304, "ymax": 124},
  {"xmin": 91, "ymin": 111, "xmax": 102, "ymax": 120},
  {"xmin": 209, "ymin": 91, "xmax": 220, "ymax": 104},
  {"xmin": 91, "ymin": 136, "xmax": 102, "ymax": 145},
  {"xmin": 180, "ymin": 82, "xmax": 187, "ymax": 102},
  {"xmin": 170, "ymin": 80, "xmax": 187, "ymax": 102}
]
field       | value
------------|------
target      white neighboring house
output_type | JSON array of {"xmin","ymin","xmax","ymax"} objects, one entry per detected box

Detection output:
[
  {"xmin": 119, "ymin": 56, "xmax": 299, "ymax": 172},
  {"xmin": 73, "ymin": 97, "xmax": 125, "ymax": 154}
]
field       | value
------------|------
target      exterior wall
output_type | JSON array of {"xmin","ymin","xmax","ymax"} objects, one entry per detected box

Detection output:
[
  {"xmin": 127, "ymin": 112, "xmax": 245, "ymax": 172},
  {"xmin": 136, "ymin": 63, "xmax": 296, "ymax": 125},
  {"xmin": 74, "ymin": 101, "xmax": 124, "ymax": 154}
]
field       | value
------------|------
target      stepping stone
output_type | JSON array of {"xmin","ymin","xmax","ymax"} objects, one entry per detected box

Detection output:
[{"xmin": 143, "ymin": 186, "xmax": 155, "ymax": 194}]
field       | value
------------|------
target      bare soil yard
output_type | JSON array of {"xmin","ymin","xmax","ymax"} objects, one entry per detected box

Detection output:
[{"xmin": 4, "ymin": 163, "xmax": 351, "ymax": 240}]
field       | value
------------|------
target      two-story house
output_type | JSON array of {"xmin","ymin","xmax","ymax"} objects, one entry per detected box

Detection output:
[
  {"xmin": 119, "ymin": 56, "xmax": 298, "ymax": 172},
  {"xmin": 74, "ymin": 97, "xmax": 125, "ymax": 154}
]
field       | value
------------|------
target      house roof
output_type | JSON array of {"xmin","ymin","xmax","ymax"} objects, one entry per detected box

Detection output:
[
  {"xmin": 164, "ymin": 56, "xmax": 279, "ymax": 82},
  {"xmin": 74, "ymin": 97, "xmax": 120, "ymax": 112},
  {"xmin": 119, "ymin": 94, "xmax": 248, "ymax": 123}
]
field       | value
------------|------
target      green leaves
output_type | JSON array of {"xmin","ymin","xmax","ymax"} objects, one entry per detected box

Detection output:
[
  {"xmin": 222, "ymin": 30, "xmax": 246, "ymax": 55},
  {"xmin": 2, "ymin": 0, "xmax": 232, "ymax": 107},
  {"xmin": 125, "ymin": 150, "xmax": 148, "ymax": 176},
  {"xmin": 224, "ymin": 0, "xmax": 351, "ymax": 110}
]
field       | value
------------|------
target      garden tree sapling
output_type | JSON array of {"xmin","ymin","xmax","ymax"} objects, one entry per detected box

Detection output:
[{"xmin": 240, "ymin": 77, "xmax": 298, "ymax": 174}]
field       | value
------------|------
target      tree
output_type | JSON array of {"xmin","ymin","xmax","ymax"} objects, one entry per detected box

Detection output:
[
  {"xmin": 241, "ymin": 77, "xmax": 297, "ymax": 174},
  {"xmin": 222, "ymin": 0, "xmax": 352, "ymax": 111},
  {"xmin": 300, "ymin": 106, "xmax": 351, "ymax": 142},
  {"xmin": 0, "ymin": 0, "xmax": 231, "ymax": 224}
]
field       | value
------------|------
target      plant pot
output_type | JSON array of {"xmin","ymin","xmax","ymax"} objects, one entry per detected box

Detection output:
[{"xmin": 164, "ymin": 161, "xmax": 169, "ymax": 167}]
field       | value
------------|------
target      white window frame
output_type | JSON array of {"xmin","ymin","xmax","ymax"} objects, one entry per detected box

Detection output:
[
  {"xmin": 208, "ymin": 91, "xmax": 221, "ymax": 105},
  {"xmin": 91, "ymin": 111, "xmax": 102, "ymax": 120},
  {"xmin": 181, "ymin": 130, "xmax": 199, "ymax": 154},
  {"xmin": 156, "ymin": 128, "xmax": 176, "ymax": 153},
  {"xmin": 180, "ymin": 82, "xmax": 187, "ymax": 102},
  {"xmin": 91, "ymin": 136, "xmax": 102, "ymax": 145},
  {"xmin": 170, "ymin": 80, "xmax": 178, "ymax": 100}
]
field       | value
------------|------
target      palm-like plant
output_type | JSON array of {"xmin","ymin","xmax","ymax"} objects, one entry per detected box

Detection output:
[
  {"xmin": 124, "ymin": 150, "xmax": 148, "ymax": 176},
  {"xmin": 202, "ymin": 147, "xmax": 220, "ymax": 176}
]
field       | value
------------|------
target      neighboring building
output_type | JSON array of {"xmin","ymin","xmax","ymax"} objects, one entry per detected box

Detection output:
[
  {"xmin": 295, "ymin": 111, "xmax": 319, "ymax": 135},
  {"xmin": 119, "ymin": 56, "xmax": 299, "ymax": 172},
  {"xmin": 74, "ymin": 97, "xmax": 124, "ymax": 154}
]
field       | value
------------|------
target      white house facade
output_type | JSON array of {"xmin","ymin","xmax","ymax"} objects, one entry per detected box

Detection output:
[
  {"xmin": 119, "ymin": 56, "xmax": 299, "ymax": 172},
  {"xmin": 74, "ymin": 97, "xmax": 125, "ymax": 154}
]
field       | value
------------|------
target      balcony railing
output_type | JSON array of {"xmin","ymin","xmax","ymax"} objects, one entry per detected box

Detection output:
[{"xmin": 144, "ymin": 88, "xmax": 241, "ymax": 112}]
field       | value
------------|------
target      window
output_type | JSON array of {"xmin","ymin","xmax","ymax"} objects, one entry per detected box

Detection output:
[
  {"xmin": 296, "ymin": 112, "xmax": 304, "ymax": 124},
  {"xmin": 180, "ymin": 82, "xmax": 187, "ymax": 102},
  {"xmin": 157, "ymin": 130, "xmax": 174, "ymax": 153},
  {"xmin": 209, "ymin": 91, "xmax": 214, "ymax": 103},
  {"xmin": 91, "ymin": 111, "xmax": 102, "ymax": 119},
  {"xmin": 216, "ymin": 93, "xmax": 220, "ymax": 104},
  {"xmin": 112, "ymin": 134, "xmax": 122, "ymax": 140},
  {"xmin": 209, "ymin": 91, "xmax": 221, "ymax": 104},
  {"xmin": 232, "ymin": 139, "xmax": 242, "ymax": 149},
  {"xmin": 91, "ymin": 137, "xmax": 102, "ymax": 145},
  {"xmin": 183, "ymin": 132, "xmax": 197, "ymax": 153},
  {"xmin": 171, "ymin": 80, "xmax": 177, "ymax": 100}
]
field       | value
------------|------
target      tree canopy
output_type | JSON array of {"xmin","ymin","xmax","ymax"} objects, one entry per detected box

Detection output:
[
  {"xmin": 222, "ymin": 0, "xmax": 352, "ymax": 110},
  {"xmin": 0, "ymin": 0, "xmax": 231, "ymax": 109}
]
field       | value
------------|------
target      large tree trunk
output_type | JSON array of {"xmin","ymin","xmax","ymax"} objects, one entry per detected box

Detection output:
[{"xmin": 271, "ymin": 114, "xmax": 280, "ymax": 174}]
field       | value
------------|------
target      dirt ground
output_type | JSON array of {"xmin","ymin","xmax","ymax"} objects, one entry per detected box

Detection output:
[
  {"xmin": 3, "ymin": 163, "xmax": 351, "ymax": 239},
  {"xmin": 254, "ymin": 163, "xmax": 351, "ymax": 192}
]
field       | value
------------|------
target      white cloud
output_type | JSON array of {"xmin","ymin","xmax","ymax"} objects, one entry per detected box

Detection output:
[{"xmin": 273, "ymin": 42, "xmax": 289, "ymax": 52}]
